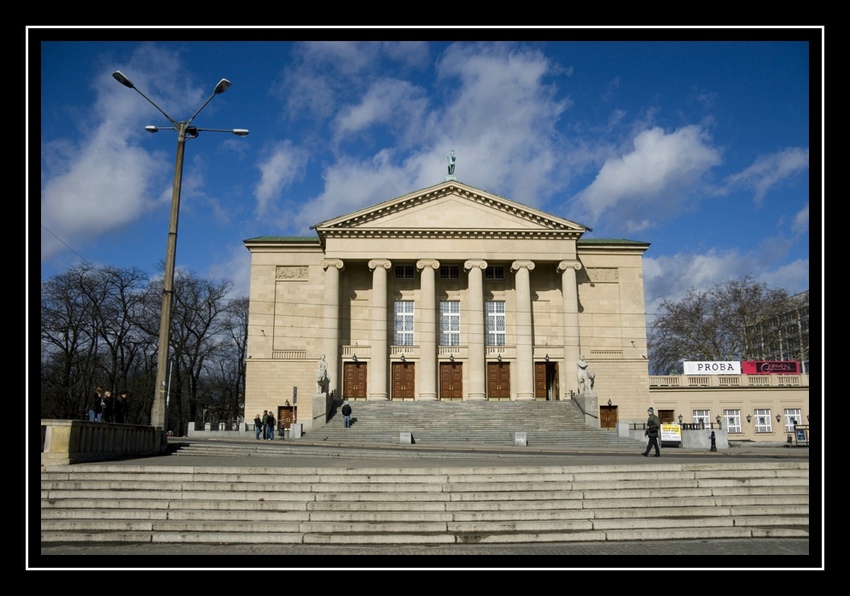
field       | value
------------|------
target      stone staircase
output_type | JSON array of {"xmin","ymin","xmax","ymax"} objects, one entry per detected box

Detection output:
[
  {"xmin": 305, "ymin": 399, "xmax": 644, "ymax": 449},
  {"xmin": 40, "ymin": 459, "xmax": 809, "ymax": 546}
]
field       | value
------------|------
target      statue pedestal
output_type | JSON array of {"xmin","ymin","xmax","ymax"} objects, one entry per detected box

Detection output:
[
  {"xmin": 312, "ymin": 391, "xmax": 330, "ymax": 431},
  {"xmin": 574, "ymin": 391, "xmax": 600, "ymax": 427}
]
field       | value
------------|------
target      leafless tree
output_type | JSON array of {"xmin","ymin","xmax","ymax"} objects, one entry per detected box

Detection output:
[
  {"xmin": 648, "ymin": 276, "xmax": 790, "ymax": 375},
  {"xmin": 40, "ymin": 264, "xmax": 248, "ymax": 433}
]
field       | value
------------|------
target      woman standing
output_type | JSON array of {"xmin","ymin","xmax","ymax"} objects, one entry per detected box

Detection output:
[{"xmin": 254, "ymin": 414, "xmax": 263, "ymax": 440}]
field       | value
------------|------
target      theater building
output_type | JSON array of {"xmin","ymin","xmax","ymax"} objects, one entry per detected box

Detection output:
[{"xmin": 243, "ymin": 179, "xmax": 652, "ymax": 432}]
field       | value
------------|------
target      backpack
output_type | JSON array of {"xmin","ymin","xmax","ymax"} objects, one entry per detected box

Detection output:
[{"xmin": 342, "ymin": 404, "xmax": 352, "ymax": 416}]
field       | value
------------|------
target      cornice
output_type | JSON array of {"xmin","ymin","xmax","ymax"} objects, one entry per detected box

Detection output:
[
  {"xmin": 321, "ymin": 228, "xmax": 583, "ymax": 241},
  {"xmin": 316, "ymin": 182, "xmax": 585, "ymax": 233}
]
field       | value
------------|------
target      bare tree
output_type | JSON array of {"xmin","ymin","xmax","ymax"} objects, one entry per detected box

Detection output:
[
  {"xmin": 40, "ymin": 263, "xmax": 248, "ymax": 432},
  {"xmin": 41, "ymin": 264, "xmax": 154, "ymax": 419},
  {"xmin": 160, "ymin": 269, "xmax": 233, "ymax": 435},
  {"xmin": 648, "ymin": 276, "xmax": 790, "ymax": 375}
]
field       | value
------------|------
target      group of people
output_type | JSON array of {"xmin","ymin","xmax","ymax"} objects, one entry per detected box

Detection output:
[
  {"xmin": 254, "ymin": 410, "xmax": 277, "ymax": 440},
  {"xmin": 87, "ymin": 386, "xmax": 129, "ymax": 423}
]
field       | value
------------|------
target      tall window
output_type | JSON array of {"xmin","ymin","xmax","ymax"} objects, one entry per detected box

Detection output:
[
  {"xmin": 724, "ymin": 409, "xmax": 742, "ymax": 434},
  {"xmin": 486, "ymin": 301, "xmax": 506, "ymax": 346},
  {"xmin": 693, "ymin": 409, "xmax": 710, "ymax": 428},
  {"xmin": 440, "ymin": 301, "xmax": 460, "ymax": 346},
  {"xmin": 783, "ymin": 408, "xmax": 803, "ymax": 432},
  {"xmin": 754, "ymin": 409, "xmax": 773, "ymax": 433},
  {"xmin": 394, "ymin": 301, "xmax": 414, "ymax": 346}
]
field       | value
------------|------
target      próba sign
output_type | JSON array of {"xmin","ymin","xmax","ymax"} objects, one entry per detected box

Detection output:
[{"xmin": 683, "ymin": 361, "xmax": 741, "ymax": 375}]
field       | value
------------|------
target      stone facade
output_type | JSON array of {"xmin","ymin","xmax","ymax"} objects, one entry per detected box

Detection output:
[{"xmin": 243, "ymin": 181, "xmax": 652, "ymax": 432}]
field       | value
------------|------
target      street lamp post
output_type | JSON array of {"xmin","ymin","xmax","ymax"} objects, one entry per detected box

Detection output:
[{"xmin": 112, "ymin": 71, "xmax": 248, "ymax": 432}]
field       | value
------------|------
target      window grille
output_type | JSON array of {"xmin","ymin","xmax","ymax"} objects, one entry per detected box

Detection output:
[
  {"xmin": 486, "ymin": 301, "xmax": 506, "ymax": 346},
  {"xmin": 754, "ymin": 409, "xmax": 773, "ymax": 433},
  {"xmin": 724, "ymin": 409, "xmax": 742, "ymax": 434},
  {"xmin": 440, "ymin": 265, "xmax": 459, "ymax": 279},
  {"xmin": 394, "ymin": 300, "xmax": 414, "ymax": 346},
  {"xmin": 394, "ymin": 265, "xmax": 414, "ymax": 279},
  {"xmin": 440, "ymin": 301, "xmax": 460, "ymax": 346},
  {"xmin": 485, "ymin": 265, "xmax": 504, "ymax": 280}
]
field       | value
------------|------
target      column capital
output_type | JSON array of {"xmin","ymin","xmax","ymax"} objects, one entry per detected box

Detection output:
[
  {"xmin": 464, "ymin": 259, "xmax": 488, "ymax": 271},
  {"xmin": 368, "ymin": 258, "xmax": 392, "ymax": 271},
  {"xmin": 321, "ymin": 258, "xmax": 344, "ymax": 271},
  {"xmin": 511, "ymin": 260, "xmax": 535, "ymax": 272},
  {"xmin": 416, "ymin": 258, "xmax": 440, "ymax": 271},
  {"xmin": 557, "ymin": 260, "xmax": 582, "ymax": 273}
]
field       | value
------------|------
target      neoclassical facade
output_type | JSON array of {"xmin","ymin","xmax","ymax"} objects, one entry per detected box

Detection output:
[{"xmin": 244, "ymin": 180, "xmax": 652, "ymax": 431}]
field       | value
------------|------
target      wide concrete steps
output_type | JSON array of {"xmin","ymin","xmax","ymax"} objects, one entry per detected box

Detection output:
[
  {"xmin": 41, "ymin": 461, "xmax": 809, "ymax": 546},
  {"xmin": 308, "ymin": 400, "xmax": 643, "ymax": 449}
]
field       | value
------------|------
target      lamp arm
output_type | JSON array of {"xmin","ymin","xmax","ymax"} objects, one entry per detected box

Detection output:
[
  {"xmin": 187, "ymin": 89, "xmax": 221, "ymax": 125},
  {"xmin": 131, "ymin": 86, "xmax": 180, "ymax": 128}
]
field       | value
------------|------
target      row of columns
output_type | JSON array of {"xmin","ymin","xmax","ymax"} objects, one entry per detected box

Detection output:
[{"xmin": 321, "ymin": 257, "xmax": 583, "ymax": 401}]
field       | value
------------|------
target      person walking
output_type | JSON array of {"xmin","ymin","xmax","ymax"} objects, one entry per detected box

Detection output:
[
  {"xmin": 709, "ymin": 430, "xmax": 717, "ymax": 452},
  {"xmin": 642, "ymin": 407, "xmax": 661, "ymax": 457},
  {"xmin": 341, "ymin": 401, "xmax": 352, "ymax": 428},
  {"xmin": 254, "ymin": 414, "xmax": 263, "ymax": 440}
]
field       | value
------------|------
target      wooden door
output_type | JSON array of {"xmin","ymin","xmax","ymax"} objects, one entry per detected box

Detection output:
[
  {"xmin": 600, "ymin": 405, "xmax": 618, "ymax": 430},
  {"xmin": 343, "ymin": 362, "xmax": 367, "ymax": 399},
  {"xmin": 439, "ymin": 362, "xmax": 463, "ymax": 400},
  {"xmin": 487, "ymin": 362, "xmax": 510, "ymax": 400},
  {"xmin": 391, "ymin": 362, "xmax": 415, "ymax": 400},
  {"xmin": 535, "ymin": 362, "xmax": 559, "ymax": 399},
  {"xmin": 535, "ymin": 363, "xmax": 547, "ymax": 399},
  {"xmin": 278, "ymin": 406, "xmax": 295, "ymax": 430}
]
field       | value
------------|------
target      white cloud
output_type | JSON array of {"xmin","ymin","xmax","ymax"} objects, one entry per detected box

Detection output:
[
  {"xmin": 281, "ymin": 42, "xmax": 573, "ymax": 229},
  {"xmin": 296, "ymin": 152, "xmax": 417, "ymax": 229},
  {"xmin": 725, "ymin": 147, "xmax": 809, "ymax": 206},
  {"xmin": 254, "ymin": 141, "xmax": 307, "ymax": 216},
  {"xmin": 332, "ymin": 79, "xmax": 429, "ymax": 148},
  {"xmin": 793, "ymin": 202, "xmax": 809, "ymax": 236},
  {"xmin": 572, "ymin": 125, "xmax": 722, "ymax": 233},
  {"xmin": 41, "ymin": 130, "xmax": 165, "ymax": 261}
]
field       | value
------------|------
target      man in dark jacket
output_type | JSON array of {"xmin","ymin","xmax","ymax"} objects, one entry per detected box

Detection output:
[
  {"xmin": 642, "ymin": 407, "xmax": 661, "ymax": 457},
  {"xmin": 342, "ymin": 401, "xmax": 352, "ymax": 428},
  {"xmin": 114, "ymin": 390, "xmax": 129, "ymax": 423}
]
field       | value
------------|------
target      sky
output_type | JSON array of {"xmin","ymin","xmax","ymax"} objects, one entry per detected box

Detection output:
[{"xmin": 33, "ymin": 28, "xmax": 820, "ymax": 322}]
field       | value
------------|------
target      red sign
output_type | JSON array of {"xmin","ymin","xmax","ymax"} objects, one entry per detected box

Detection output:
[{"xmin": 742, "ymin": 361, "xmax": 800, "ymax": 374}]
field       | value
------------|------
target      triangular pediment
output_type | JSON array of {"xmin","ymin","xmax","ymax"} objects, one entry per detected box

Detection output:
[{"xmin": 313, "ymin": 181, "xmax": 586, "ymax": 242}]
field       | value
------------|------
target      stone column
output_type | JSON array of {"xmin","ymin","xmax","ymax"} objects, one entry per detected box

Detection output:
[
  {"xmin": 321, "ymin": 259, "xmax": 344, "ymax": 398},
  {"xmin": 511, "ymin": 260, "xmax": 535, "ymax": 400},
  {"xmin": 558, "ymin": 260, "xmax": 582, "ymax": 397},
  {"xmin": 368, "ymin": 259, "xmax": 391, "ymax": 400},
  {"xmin": 464, "ymin": 259, "xmax": 488, "ymax": 400},
  {"xmin": 416, "ymin": 258, "xmax": 439, "ymax": 400}
]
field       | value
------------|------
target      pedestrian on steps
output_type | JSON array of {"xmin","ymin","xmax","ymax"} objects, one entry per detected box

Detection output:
[
  {"xmin": 642, "ymin": 407, "xmax": 661, "ymax": 457},
  {"xmin": 342, "ymin": 401, "xmax": 352, "ymax": 428}
]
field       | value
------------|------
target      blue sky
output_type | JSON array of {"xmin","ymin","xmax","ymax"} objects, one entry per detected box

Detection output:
[{"xmin": 33, "ymin": 29, "xmax": 819, "ymax": 320}]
